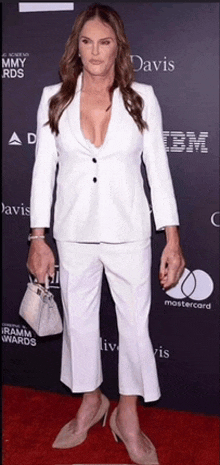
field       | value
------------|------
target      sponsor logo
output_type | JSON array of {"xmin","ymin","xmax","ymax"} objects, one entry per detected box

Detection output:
[
  {"xmin": 8, "ymin": 132, "xmax": 22, "ymax": 146},
  {"xmin": 211, "ymin": 212, "xmax": 220, "ymax": 227},
  {"xmin": 154, "ymin": 345, "xmax": 170, "ymax": 359},
  {"xmin": 164, "ymin": 268, "xmax": 214, "ymax": 310},
  {"xmin": 163, "ymin": 131, "xmax": 208, "ymax": 153},
  {"xmin": 100, "ymin": 337, "xmax": 170, "ymax": 358},
  {"xmin": 2, "ymin": 323, "xmax": 37, "ymax": 346},
  {"xmin": 2, "ymin": 52, "xmax": 29, "ymax": 79},
  {"xmin": 100, "ymin": 337, "xmax": 118, "ymax": 352},
  {"xmin": 131, "ymin": 55, "xmax": 175, "ymax": 72},
  {"xmin": 8, "ymin": 130, "xmax": 208, "ymax": 153},
  {"xmin": 8, "ymin": 132, "xmax": 36, "ymax": 145},
  {"xmin": 2, "ymin": 202, "xmax": 30, "ymax": 216}
]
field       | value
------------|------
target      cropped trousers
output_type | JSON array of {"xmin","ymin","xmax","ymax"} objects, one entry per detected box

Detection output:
[{"xmin": 56, "ymin": 239, "xmax": 161, "ymax": 403}]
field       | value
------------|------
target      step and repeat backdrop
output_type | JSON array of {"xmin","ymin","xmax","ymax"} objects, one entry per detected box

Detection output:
[{"xmin": 2, "ymin": 2, "xmax": 219, "ymax": 415}]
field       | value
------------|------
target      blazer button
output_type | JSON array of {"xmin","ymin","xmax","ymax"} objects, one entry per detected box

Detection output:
[
  {"xmin": 92, "ymin": 158, "xmax": 97, "ymax": 163},
  {"xmin": 93, "ymin": 177, "xmax": 97, "ymax": 182}
]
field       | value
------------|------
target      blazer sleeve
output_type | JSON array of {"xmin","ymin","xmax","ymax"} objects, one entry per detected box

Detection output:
[
  {"xmin": 142, "ymin": 86, "xmax": 179, "ymax": 231},
  {"xmin": 30, "ymin": 86, "xmax": 59, "ymax": 228}
]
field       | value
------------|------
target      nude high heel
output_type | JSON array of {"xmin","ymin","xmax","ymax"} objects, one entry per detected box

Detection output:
[
  {"xmin": 109, "ymin": 407, "xmax": 160, "ymax": 465},
  {"xmin": 52, "ymin": 393, "xmax": 110, "ymax": 449}
]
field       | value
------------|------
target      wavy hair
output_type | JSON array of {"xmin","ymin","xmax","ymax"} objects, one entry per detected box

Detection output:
[{"xmin": 48, "ymin": 3, "xmax": 148, "ymax": 135}]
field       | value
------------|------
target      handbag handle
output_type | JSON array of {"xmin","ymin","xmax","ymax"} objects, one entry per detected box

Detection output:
[
  {"xmin": 45, "ymin": 274, "xmax": 49, "ymax": 290},
  {"xmin": 33, "ymin": 274, "xmax": 50, "ymax": 290}
]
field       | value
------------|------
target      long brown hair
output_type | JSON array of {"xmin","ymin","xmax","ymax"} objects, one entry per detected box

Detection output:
[{"xmin": 48, "ymin": 3, "xmax": 148, "ymax": 135}]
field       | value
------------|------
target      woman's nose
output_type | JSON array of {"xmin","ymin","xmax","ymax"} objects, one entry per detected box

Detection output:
[{"xmin": 92, "ymin": 43, "xmax": 99, "ymax": 55}]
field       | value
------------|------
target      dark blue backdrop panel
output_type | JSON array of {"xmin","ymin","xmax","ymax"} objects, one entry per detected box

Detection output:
[{"xmin": 2, "ymin": 2, "xmax": 219, "ymax": 415}]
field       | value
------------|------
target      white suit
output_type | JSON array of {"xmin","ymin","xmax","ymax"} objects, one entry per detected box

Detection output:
[
  {"xmin": 30, "ymin": 72, "xmax": 179, "ymax": 401},
  {"xmin": 30, "ymin": 72, "xmax": 179, "ymax": 239}
]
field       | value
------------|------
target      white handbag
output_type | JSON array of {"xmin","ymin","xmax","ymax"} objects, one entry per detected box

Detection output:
[{"xmin": 19, "ymin": 280, "xmax": 63, "ymax": 337}]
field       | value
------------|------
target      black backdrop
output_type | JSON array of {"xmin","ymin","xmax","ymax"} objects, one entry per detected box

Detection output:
[{"xmin": 2, "ymin": 1, "xmax": 219, "ymax": 415}]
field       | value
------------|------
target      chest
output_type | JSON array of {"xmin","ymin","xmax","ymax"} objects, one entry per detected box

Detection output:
[
  {"xmin": 58, "ymin": 87, "xmax": 143, "ymax": 158},
  {"xmin": 80, "ymin": 91, "xmax": 112, "ymax": 148}
]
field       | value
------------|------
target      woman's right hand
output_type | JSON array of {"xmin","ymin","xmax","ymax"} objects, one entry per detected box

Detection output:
[{"xmin": 27, "ymin": 239, "xmax": 55, "ymax": 284}]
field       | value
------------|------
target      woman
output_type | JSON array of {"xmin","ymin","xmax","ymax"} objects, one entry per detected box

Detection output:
[{"xmin": 27, "ymin": 3, "xmax": 185, "ymax": 464}]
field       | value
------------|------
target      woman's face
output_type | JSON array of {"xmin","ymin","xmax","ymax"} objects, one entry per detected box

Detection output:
[{"xmin": 78, "ymin": 17, "xmax": 118, "ymax": 78}]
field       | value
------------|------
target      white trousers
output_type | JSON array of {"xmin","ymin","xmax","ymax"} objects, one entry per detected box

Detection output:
[{"xmin": 56, "ymin": 240, "xmax": 161, "ymax": 403}]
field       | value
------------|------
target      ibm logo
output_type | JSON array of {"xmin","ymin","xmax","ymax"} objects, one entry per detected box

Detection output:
[{"xmin": 164, "ymin": 131, "xmax": 208, "ymax": 153}]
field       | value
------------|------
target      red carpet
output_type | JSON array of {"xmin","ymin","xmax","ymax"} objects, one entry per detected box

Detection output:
[{"xmin": 2, "ymin": 385, "xmax": 219, "ymax": 465}]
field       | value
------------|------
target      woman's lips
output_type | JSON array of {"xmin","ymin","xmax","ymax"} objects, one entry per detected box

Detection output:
[{"xmin": 89, "ymin": 59, "xmax": 103, "ymax": 64}]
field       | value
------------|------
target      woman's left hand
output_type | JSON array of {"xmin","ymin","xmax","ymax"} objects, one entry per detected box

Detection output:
[{"xmin": 159, "ymin": 227, "xmax": 186, "ymax": 291}]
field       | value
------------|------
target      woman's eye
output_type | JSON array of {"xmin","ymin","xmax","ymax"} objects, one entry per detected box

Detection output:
[
  {"xmin": 82, "ymin": 38, "xmax": 89, "ymax": 44},
  {"xmin": 101, "ymin": 40, "xmax": 110, "ymax": 45}
]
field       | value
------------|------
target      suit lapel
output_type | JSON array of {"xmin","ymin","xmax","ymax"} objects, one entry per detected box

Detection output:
[
  {"xmin": 65, "ymin": 73, "xmax": 88, "ymax": 149},
  {"xmin": 100, "ymin": 86, "xmax": 122, "ymax": 153}
]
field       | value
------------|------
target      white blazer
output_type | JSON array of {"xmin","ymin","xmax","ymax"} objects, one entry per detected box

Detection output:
[{"xmin": 30, "ymin": 72, "xmax": 179, "ymax": 242}]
